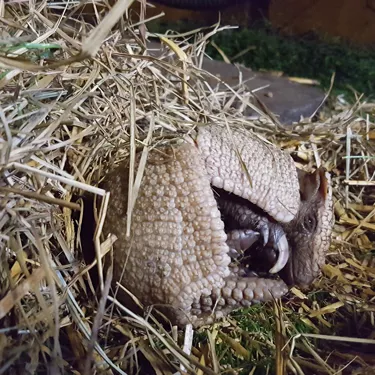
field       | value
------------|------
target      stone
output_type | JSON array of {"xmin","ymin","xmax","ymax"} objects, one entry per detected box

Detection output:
[{"xmin": 201, "ymin": 58, "xmax": 324, "ymax": 124}]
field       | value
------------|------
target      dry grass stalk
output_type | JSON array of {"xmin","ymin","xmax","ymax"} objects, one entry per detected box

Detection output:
[{"xmin": 0, "ymin": 1, "xmax": 374, "ymax": 374}]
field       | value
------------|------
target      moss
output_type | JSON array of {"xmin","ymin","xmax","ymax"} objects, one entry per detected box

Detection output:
[{"xmin": 193, "ymin": 304, "xmax": 316, "ymax": 375}]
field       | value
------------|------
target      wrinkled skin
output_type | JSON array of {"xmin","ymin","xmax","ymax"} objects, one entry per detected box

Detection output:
[{"xmin": 101, "ymin": 125, "xmax": 333, "ymax": 327}]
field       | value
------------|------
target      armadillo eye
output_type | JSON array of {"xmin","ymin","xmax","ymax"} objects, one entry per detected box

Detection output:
[{"xmin": 303, "ymin": 215, "xmax": 317, "ymax": 232}]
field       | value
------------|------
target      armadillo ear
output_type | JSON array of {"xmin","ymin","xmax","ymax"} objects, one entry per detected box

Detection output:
[
  {"xmin": 317, "ymin": 167, "xmax": 329, "ymax": 200},
  {"xmin": 297, "ymin": 167, "xmax": 327, "ymax": 201}
]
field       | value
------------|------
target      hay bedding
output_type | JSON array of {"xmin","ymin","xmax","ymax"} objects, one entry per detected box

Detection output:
[{"xmin": 0, "ymin": 1, "xmax": 374, "ymax": 374}]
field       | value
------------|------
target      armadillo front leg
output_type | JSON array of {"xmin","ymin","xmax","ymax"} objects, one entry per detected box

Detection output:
[{"xmin": 216, "ymin": 189, "xmax": 272, "ymax": 245}]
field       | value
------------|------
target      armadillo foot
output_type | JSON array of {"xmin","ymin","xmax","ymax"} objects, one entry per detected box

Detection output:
[
  {"xmin": 225, "ymin": 224, "xmax": 289, "ymax": 275},
  {"xmin": 252, "ymin": 221, "xmax": 289, "ymax": 272},
  {"xmin": 226, "ymin": 229, "xmax": 260, "ymax": 259},
  {"xmin": 237, "ymin": 222, "xmax": 289, "ymax": 275},
  {"xmin": 217, "ymin": 189, "xmax": 290, "ymax": 274}
]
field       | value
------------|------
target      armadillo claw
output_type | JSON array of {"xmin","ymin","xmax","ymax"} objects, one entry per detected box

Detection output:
[
  {"xmin": 259, "ymin": 224, "xmax": 270, "ymax": 246},
  {"xmin": 268, "ymin": 233, "xmax": 289, "ymax": 274}
]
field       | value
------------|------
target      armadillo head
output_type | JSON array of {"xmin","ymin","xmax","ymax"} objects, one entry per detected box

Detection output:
[{"xmin": 279, "ymin": 167, "xmax": 334, "ymax": 288}]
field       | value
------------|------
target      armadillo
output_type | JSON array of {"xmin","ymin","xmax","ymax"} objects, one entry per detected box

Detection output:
[{"xmin": 101, "ymin": 124, "xmax": 334, "ymax": 327}]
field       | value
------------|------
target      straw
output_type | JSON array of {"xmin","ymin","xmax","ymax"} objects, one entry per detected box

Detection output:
[{"xmin": 0, "ymin": 1, "xmax": 374, "ymax": 374}]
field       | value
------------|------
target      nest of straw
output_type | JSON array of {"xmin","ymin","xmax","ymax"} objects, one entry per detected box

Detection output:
[{"xmin": 0, "ymin": 1, "xmax": 374, "ymax": 374}]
